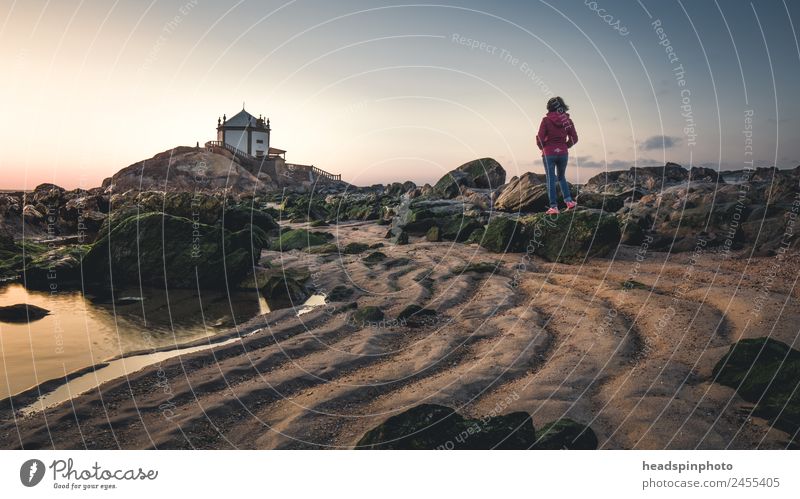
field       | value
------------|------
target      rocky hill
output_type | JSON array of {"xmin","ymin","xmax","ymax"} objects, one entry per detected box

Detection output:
[{"xmin": 102, "ymin": 146, "xmax": 275, "ymax": 194}]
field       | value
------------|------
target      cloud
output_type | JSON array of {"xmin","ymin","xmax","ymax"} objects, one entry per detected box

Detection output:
[{"xmin": 640, "ymin": 135, "xmax": 681, "ymax": 150}]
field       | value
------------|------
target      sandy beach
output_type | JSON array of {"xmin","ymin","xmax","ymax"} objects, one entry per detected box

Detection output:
[{"xmin": 1, "ymin": 219, "xmax": 797, "ymax": 449}]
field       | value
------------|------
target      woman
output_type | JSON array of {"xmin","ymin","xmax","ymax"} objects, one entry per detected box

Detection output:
[{"xmin": 536, "ymin": 96, "xmax": 578, "ymax": 215}]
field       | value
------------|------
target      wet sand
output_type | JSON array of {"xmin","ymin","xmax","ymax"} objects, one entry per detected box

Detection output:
[{"xmin": 1, "ymin": 220, "xmax": 798, "ymax": 449}]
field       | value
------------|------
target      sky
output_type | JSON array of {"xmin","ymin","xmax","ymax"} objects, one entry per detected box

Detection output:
[{"xmin": 0, "ymin": 0, "xmax": 798, "ymax": 189}]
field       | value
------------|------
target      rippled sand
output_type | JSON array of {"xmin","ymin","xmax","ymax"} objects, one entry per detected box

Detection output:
[{"xmin": 1, "ymin": 220, "xmax": 798, "ymax": 449}]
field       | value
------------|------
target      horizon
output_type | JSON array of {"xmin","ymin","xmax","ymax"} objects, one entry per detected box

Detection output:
[
  {"xmin": 1, "ymin": 0, "xmax": 798, "ymax": 190},
  {"xmin": 0, "ymin": 153, "xmax": 796, "ymax": 193}
]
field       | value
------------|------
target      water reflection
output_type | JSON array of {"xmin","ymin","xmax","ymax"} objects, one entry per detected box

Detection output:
[{"xmin": 0, "ymin": 283, "xmax": 267, "ymax": 399}]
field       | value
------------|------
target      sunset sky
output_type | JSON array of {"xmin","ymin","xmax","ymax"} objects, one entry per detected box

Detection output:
[{"xmin": 0, "ymin": 0, "xmax": 798, "ymax": 189}]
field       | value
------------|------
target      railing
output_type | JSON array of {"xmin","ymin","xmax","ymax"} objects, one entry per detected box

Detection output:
[
  {"xmin": 205, "ymin": 141, "xmax": 252, "ymax": 162},
  {"xmin": 312, "ymin": 165, "xmax": 342, "ymax": 181}
]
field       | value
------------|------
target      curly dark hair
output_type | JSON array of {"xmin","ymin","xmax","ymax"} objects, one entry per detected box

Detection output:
[{"xmin": 546, "ymin": 96, "xmax": 569, "ymax": 113}]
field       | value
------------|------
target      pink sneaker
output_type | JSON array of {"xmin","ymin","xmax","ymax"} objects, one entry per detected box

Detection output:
[
  {"xmin": 565, "ymin": 200, "xmax": 577, "ymax": 210},
  {"xmin": 545, "ymin": 207, "xmax": 559, "ymax": 215}
]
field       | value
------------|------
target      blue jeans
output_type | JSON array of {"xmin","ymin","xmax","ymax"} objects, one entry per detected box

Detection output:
[{"xmin": 543, "ymin": 154, "xmax": 573, "ymax": 208}]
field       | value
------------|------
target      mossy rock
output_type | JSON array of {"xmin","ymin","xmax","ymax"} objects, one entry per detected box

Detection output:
[
  {"xmin": 260, "ymin": 269, "xmax": 311, "ymax": 310},
  {"xmin": 309, "ymin": 219, "xmax": 329, "ymax": 227},
  {"xmin": 351, "ymin": 306, "xmax": 385, "ymax": 324},
  {"xmin": 426, "ymin": 226, "xmax": 441, "ymax": 242},
  {"xmin": 0, "ymin": 240, "xmax": 47, "ymax": 281},
  {"xmin": 328, "ymin": 285, "xmax": 354, "ymax": 302},
  {"xmin": 481, "ymin": 209, "xmax": 621, "ymax": 262},
  {"xmin": 222, "ymin": 206, "xmax": 279, "ymax": 233},
  {"xmin": 519, "ymin": 209, "xmax": 622, "ymax": 263},
  {"xmin": 712, "ymin": 338, "xmax": 800, "ymax": 438},
  {"xmin": 22, "ymin": 245, "xmax": 88, "ymax": 290},
  {"xmin": 343, "ymin": 242, "xmax": 370, "ymax": 254},
  {"xmin": 0, "ymin": 304, "xmax": 50, "ymax": 323},
  {"xmin": 464, "ymin": 227, "xmax": 485, "ymax": 244},
  {"xmin": 363, "ymin": 251, "xmax": 387, "ymax": 263},
  {"xmin": 480, "ymin": 216, "xmax": 528, "ymax": 253},
  {"xmin": 392, "ymin": 230, "xmax": 409, "ymax": 245},
  {"xmin": 534, "ymin": 419, "xmax": 598, "ymax": 449},
  {"xmin": 356, "ymin": 404, "xmax": 536, "ymax": 449},
  {"xmin": 273, "ymin": 229, "xmax": 332, "ymax": 251},
  {"xmin": 81, "ymin": 212, "xmax": 264, "ymax": 289},
  {"xmin": 369, "ymin": 242, "xmax": 385, "ymax": 249},
  {"xmin": 438, "ymin": 215, "xmax": 483, "ymax": 242}
]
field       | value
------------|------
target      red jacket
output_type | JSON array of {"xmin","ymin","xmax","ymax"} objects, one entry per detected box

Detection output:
[{"xmin": 536, "ymin": 111, "xmax": 578, "ymax": 156}]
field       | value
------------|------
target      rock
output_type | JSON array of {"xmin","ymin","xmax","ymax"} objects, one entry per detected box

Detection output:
[
  {"xmin": 480, "ymin": 216, "xmax": 529, "ymax": 253},
  {"xmin": 22, "ymin": 246, "xmax": 86, "ymax": 290},
  {"xmin": 583, "ymin": 162, "xmax": 689, "ymax": 195},
  {"xmin": 426, "ymin": 226, "xmax": 441, "ymax": 242},
  {"xmin": 260, "ymin": 269, "xmax": 311, "ymax": 310},
  {"xmin": 351, "ymin": 306, "xmax": 385, "ymax": 325},
  {"xmin": 434, "ymin": 158, "xmax": 506, "ymax": 198},
  {"xmin": 481, "ymin": 209, "xmax": 621, "ymax": 262},
  {"xmin": 106, "ymin": 146, "xmax": 274, "ymax": 193},
  {"xmin": 392, "ymin": 230, "xmax": 409, "ymax": 245},
  {"xmin": 222, "ymin": 206, "xmax": 279, "ymax": 233},
  {"xmin": 356, "ymin": 404, "xmax": 536, "ymax": 449},
  {"xmin": 396, "ymin": 304, "xmax": 437, "ymax": 328},
  {"xmin": 534, "ymin": 419, "xmax": 598, "ymax": 449},
  {"xmin": 494, "ymin": 172, "xmax": 573, "ymax": 213},
  {"xmin": 464, "ymin": 227, "xmax": 485, "ymax": 245},
  {"xmin": 0, "ymin": 224, "xmax": 15, "ymax": 252},
  {"xmin": 575, "ymin": 191, "xmax": 625, "ymax": 213},
  {"xmin": 362, "ymin": 251, "xmax": 387, "ymax": 263},
  {"xmin": 306, "ymin": 243, "xmax": 338, "ymax": 254},
  {"xmin": 395, "ymin": 199, "xmax": 483, "ymax": 242},
  {"xmin": 0, "ymin": 304, "xmax": 50, "ymax": 323},
  {"xmin": 518, "ymin": 209, "xmax": 621, "ymax": 263},
  {"xmin": 81, "ymin": 212, "xmax": 266, "ymax": 289},
  {"xmin": 327, "ymin": 285, "xmax": 354, "ymax": 301},
  {"xmin": 343, "ymin": 242, "xmax": 370, "ymax": 254},
  {"xmin": 272, "ymin": 229, "xmax": 332, "ymax": 251},
  {"xmin": 712, "ymin": 338, "xmax": 800, "ymax": 439}
]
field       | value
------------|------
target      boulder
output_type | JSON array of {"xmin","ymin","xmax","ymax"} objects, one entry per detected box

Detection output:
[
  {"xmin": 494, "ymin": 172, "xmax": 577, "ymax": 213},
  {"xmin": 356, "ymin": 404, "xmax": 536, "ymax": 449},
  {"xmin": 395, "ymin": 199, "xmax": 483, "ymax": 242},
  {"xmin": 260, "ymin": 269, "xmax": 311, "ymax": 310},
  {"xmin": 81, "ymin": 212, "xmax": 266, "ymax": 289},
  {"xmin": 434, "ymin": 158, "xmax": 506, "ymax": 198},
  {"xmin": 23, "ymin": 246, "xmax": 86, "ymax": 290},
  {"xmin": 480, "ymin": 216, "xmax": 529, "ymax": 253},
  {"xmin": 713, "ymin": 338, "xmax": 800, "ymax": 439},
  {"xmin": 534, "ymin": 419, "xmax": 598, "ymax": 449},
  {"xmin": 481, "ymin": 209, "xmax": 621, "ymax": 262},
  {"xmin": 518, "ymin": 209, "xmax": 621, "ymax": 263}
]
